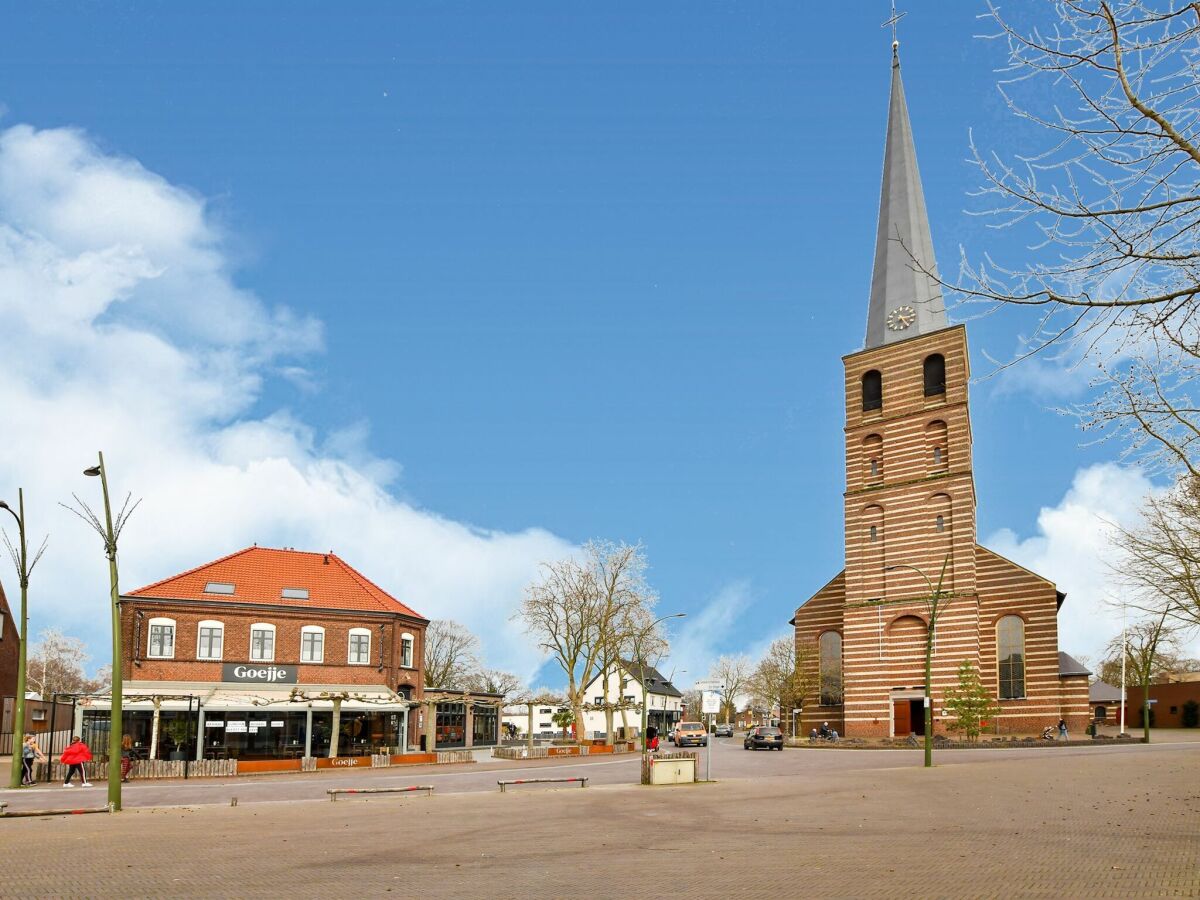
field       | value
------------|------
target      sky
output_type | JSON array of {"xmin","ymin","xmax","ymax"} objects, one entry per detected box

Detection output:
[{"xmin": 0, "ymin": 2, "xmax": 1187, "ymax": 688}]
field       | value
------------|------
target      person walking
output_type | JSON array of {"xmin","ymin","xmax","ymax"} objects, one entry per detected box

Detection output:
[
  {"xmin": 60, "ymin": 735, "xmax": 92, "ymax": 787},
  {"xmin": 120, "ymin": 734, "xmax": 134, "ymax": 783},
  {"xmin": 20, "ymin": 734, "xmax": 45, "ymax": 786},
  {"xmin": 1057, "ymin": 718, "xmax": 1069, "ymax": 741}
]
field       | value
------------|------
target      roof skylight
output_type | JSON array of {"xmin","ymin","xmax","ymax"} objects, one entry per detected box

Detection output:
[
  {"xmin": 204, "ymin": 582, "xmax": 235, "ymax": 595},
  {"xmin": 281, "ymin": 588, "xmax": 310, "ymax": 600}
]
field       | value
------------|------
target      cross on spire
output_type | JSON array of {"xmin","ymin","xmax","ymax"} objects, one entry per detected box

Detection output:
[{"xmin": 882, "ymin": 2, "xmax": 906, "ymax": 59}]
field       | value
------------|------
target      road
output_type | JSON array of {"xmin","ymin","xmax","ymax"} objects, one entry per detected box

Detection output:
[{"xmin": 3, "ymin": 731, "xmax": 1197, "ymax": 813}]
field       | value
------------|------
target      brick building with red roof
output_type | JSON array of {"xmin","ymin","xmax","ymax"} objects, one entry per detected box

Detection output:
[{"xmin": 80, "ymin": 546, "xmax": 443, "ymax": 764}]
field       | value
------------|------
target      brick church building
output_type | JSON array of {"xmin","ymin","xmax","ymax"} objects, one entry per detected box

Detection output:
[{"xmin": 791, "ymin": 46, "xmax": 1090, "ymax": 739}]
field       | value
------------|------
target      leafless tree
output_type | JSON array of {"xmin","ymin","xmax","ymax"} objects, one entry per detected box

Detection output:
[
  {"xmin": 748, "ymin": 638, "xmax": 817, "ymax": 736},
  {"xmin": 1111, "ymin": 474, "xmax": 1200, "ymax": 628},
  {"xmin": 957, "ymin": 2, "xmax": 1200, "ymax": 475},
  {"xmin": 463, "ymin": 668, "xmax": 525, "ymax": 702},
  {"xmin": 26, "ymin": 628, "xmax": 106, "ymax": 698},
  {"xmin": 517, "ymin": 541, "xmax": 656, "ymax": 744},
  {"xmin": 1104, "ymin": 610, "xmax": 1187, "ymax": 741},
  {"xmin": 709, "ymin": 655, "xmax": 752, "ymax": 724},
  {"xmin": 422, "ymin": 619, "xmax": 481, "ymax": 689}
]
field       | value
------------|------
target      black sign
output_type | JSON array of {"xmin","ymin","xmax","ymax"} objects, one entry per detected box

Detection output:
[{"xmin": 222, "ymin": 663, "xmax": 297, "ymax": 684}]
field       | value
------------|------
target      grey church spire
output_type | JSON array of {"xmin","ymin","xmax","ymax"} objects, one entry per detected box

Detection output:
[{"xmin": 864, "ymin": 45, "xmax": 946, "ymax": 349}]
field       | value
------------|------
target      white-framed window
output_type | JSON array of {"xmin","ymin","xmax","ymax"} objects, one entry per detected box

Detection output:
[
  {"xmin": 300, "ymin": 626, "xmax": 325, "ymax": 663},
  {"xmin": 196, "ymin": 620, "xmax": 224, "ymax": 660},
  {"xmin": 348, "ymin": 627, "xmax": 371, "ymax": 665},
  {"xmin": 400, "ymin": 632, "xmax": 414, "ymax": 668},
  {"xmin": 250, "ymin": 623, "xmax": 276, "ymax": 662},
  {"xmin": 147, "ymin": 617, "xmax": 176, "ymax": 659}
]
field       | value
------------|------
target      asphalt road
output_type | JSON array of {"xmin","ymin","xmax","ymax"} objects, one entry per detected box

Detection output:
[{"xmin": 3, "ymin": 731, "xmax": 1198, "ymax": 813}]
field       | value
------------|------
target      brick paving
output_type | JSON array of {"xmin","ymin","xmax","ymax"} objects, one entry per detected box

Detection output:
[{"xmin": 2, "ymin": 742, "xmax": 1198, "ymax": 898}]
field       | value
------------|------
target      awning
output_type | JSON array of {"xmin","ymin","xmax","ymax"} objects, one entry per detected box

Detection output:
[{"xmin": 80, "ymin": 681, "xmax": 417, "ymax": 713}]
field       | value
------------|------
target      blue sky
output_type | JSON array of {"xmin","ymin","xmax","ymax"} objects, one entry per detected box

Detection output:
[{"xmin": 0, "ymin": 3, "xmax": 1158, "ymax": 685}]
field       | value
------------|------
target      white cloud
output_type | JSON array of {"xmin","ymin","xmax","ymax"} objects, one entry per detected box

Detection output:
[
  {"xmin": 0, "ymin": 121, "xmax": 574, "ymax": 682},
  {"xmin": 985, "ymin": 462, "xmax": 1199, "ymax": 664}
]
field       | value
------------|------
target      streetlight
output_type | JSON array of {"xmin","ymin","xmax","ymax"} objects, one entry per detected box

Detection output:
[
  {"xmin": 82, "ymin": 453, "xmax": 126, "ymax": 811},
  {"xmin": 884, "ymin": 554, "xmax": 950, "ymax": 769},
  {"xmin": 1, "ymin": 491, "xmax": 46, "ymax": 789},
  {"xmin": 636, "ymin": 613, "xmax": 686, "ymax": 757}
]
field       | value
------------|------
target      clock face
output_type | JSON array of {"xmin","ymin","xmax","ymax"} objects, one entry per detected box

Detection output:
[{"xmin": 887, "ymin": 305, "xmax": 917, "ymax": 331}]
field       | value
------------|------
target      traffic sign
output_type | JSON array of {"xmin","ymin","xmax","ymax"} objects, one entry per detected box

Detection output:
[
  {"xmin": 701, "ymin": 691, "xmax": 721, "ymax": 714},
  {"xmin": 694, "ymin": 679, "xmax": 725, "ymax": 691}
]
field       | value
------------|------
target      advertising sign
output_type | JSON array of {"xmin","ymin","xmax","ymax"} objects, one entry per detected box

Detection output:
[{"xmin": 222, "ymin": 663, "xmax": 298, "ymax": 684}]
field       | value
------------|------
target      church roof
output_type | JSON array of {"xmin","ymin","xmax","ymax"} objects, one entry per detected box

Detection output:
[
  {"xmin": 1058, "ymin": 651, "xmax": 1092, "ymax": 678},
  {"xmin": 1089, "ymin": 680, "xmax": 1124, "ymax": 703},
  {"xmin": 864, "ymin": 48, "xmax": 947, "ymax": 350}
]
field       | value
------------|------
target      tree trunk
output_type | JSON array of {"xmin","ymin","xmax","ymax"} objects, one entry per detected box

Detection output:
[
  {"xmin": 571, "ymin": 701, "xmax": 584, "ymax": 744},
  {"xmin": 604, "ymin": 707, "xmax": 614, "ymax": 745},
  {"xmin": 526, "ymin": 704, "xmax": 534, "ymax": 751},
  {"xmin": 149, "ymin": 698, "xmax": 162, "ymax": 760},
  {"xmin": 329, "ymin": 698, "xmax": 342, "ymax": 758},
  {"xmin": 1143, "ymin": 674, "xmax": 1152, "ymax": 743}
]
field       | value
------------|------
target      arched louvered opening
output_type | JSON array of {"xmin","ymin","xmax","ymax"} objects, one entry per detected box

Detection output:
[
  {"xmin": 862, "ymin": 370, "xmax": 883, "ymax": 411},
  {"xmin": 923, "ymin": 354, "xmax": 946, "ymax": 397}
]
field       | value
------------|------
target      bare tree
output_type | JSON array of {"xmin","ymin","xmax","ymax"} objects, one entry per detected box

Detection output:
[
  {"xmin": 463, "ymin": 668, "xmax": 525, "ymax": 702},
  {"xmin": 1112, "ymin": 475, "xmax": 1200, "ymax": 628},
  {"xmin": 749, "ymin": 638, "xmax": 817, "ymax": 736},
  {"xmin": 709, "ymin": 655, "xmax": 751, "ymax": 725},
  {"xmin": 956, "ymin": 2, "xmax": 1200, "ymax": 476},
  {"xmin": 518, "ymin": 541, "xmax": 656, "ymax": 745},
  {"xmin": 26, "ymin": 628, "xmax": 101, "ymax": 698},
  {"xmin": 1105, "ymin": 611, "xmax": 1186, "ymax": 741},
  {"xmin": 423, "ymin": 619, "xmax": 481, "ymax": 689}
]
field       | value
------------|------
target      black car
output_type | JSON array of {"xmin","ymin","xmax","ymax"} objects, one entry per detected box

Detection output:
[{"xmin": 743, "ymin": 726, "xmax": 784, "ymax": 750}]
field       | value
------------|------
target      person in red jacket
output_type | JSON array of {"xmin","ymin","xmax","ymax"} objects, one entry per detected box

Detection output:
[{"xmin": 60, "ymin": 736, "xmax": 92, "ymax": 787}]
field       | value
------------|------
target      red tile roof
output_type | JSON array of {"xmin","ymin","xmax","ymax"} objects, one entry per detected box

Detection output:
[{"xmin": 127, "ymin": 546, "xmax": 424, "ymax": 619}]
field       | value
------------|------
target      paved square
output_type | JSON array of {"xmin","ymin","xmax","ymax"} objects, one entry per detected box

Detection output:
[{"xmin": 2, "ymin": 743, "xmax": 1197, "ymax": 898}]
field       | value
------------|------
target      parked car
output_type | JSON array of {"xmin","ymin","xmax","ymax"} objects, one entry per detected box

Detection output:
[
  {"xmin": 714, "ymin": 722, "xmax": 734, "ymax": 737},
  {"xmin": 744, "ymin": 726, "xmax": 784, "ymax": 750},
  {"xmin": 674, "ymin": 721, "xmax": 709, "ymax": 747}
]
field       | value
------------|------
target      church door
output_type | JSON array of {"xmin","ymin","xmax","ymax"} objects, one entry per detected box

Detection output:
[{"xmin": 893, "ymin": 700, "xmax": 910, "ymax": 736}]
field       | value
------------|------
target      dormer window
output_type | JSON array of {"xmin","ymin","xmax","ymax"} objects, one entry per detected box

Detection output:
[
  {"xmin": 281, "ymin": 588, "xmax": 309, "ymax": 600},
  {"xmin": 204, "ymin": 582, "xmax": 235, "ymax": 595}
]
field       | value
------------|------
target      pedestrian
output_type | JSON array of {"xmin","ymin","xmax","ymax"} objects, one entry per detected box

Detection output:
[
  {"xmin": 120, "ymin": 733, "xmax": 134, "ymax": 783},
  {"xmin": 1057, "ymin": 718, "xmax": 1068, "ymax": 741},
  {"xmin": 60, "ymin": 735, "xmax": 92, "ymax": 787},
  {"xmin": 20, "ymin": 733, "xmax": 45, "ymax": 786}
]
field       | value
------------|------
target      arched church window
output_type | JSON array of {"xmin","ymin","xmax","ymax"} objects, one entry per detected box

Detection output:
[
  {"xmin": 997, "ymin": 615, "xmax": 1025, "ymax": 699},
  {"xmin": 819, "ymin": 631, "xmax": 843, "ymax": 706},
  {"xmin": 923, "ymin": 354, "xmax": 946, "ymax": 397},
  {"xmin": 862, "ymin": 370, "xmax": 883, "ymax": 412}
]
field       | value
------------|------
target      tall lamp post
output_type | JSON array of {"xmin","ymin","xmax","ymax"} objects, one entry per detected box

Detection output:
[
  {"xmin": 884, "ymin": 555, "xmax": 950, "ymax": 769},
  {"xmin": 83, "ymin": 453, "xmax": 124, "ymax": 811},
  {"xmin": 1, "ymin": 490, "xmax": 45, "ymax": 789},
  {"xmin": 637, "ymin": 613, "xmax": 686, "ymax": 757}
]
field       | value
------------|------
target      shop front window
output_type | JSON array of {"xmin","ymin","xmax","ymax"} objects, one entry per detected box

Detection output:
[
  {"xmin": 472, "ymin": 704, "xmax": 498, "ymax": 747},
  {"xmin": 436, "ymin": 702, "xmax": 467, "ymax": 748}
]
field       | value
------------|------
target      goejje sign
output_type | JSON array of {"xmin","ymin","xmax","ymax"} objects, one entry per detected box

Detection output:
[{"xmin": 222, "ymin": 663, "xmax": 297, "ymax": 684}]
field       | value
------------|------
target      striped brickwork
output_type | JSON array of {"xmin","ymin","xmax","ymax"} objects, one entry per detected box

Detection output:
[{"xmin": 793, "ymin": 325, "xmax": 1090, "ymax": 737}]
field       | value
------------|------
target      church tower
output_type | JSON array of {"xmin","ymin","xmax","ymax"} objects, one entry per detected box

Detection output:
[{"xmin": 791, "ymin": 42, "xmax": 1090, "ymax": 739}]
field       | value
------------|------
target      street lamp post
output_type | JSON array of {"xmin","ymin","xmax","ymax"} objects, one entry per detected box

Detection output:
[
  {"xmin": 83, "ymin": 453, "xmax": 124, "ymax": 811},
  {"xmin": 636, "ymin": 613, "xmax": 686, "ymax": 757},
  {"xmin": 1, "ymin": 490, "xmax": 45, "ymax": 790},
  {"xmin": 884, "ymin": 554, "xmax": 950, "ymax": 769}
]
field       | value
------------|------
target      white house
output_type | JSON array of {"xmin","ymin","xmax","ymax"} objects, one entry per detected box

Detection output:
[
  {"xmin": 579, "ymin": 660, "xmax": 683, "ymax": 740},
  {"xmin": 502, "ymin": 701, "xmax": 571, "ymax": 739}
]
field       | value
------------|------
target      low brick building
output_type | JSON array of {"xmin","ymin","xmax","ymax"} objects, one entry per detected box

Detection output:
[
  {"xmin": 1127, "ymin": 679, "xmax": 1200, "ymax": 729},
  {"xmin": 80, "ymin": 546, "xmax": 429, "ymax": 761}
]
